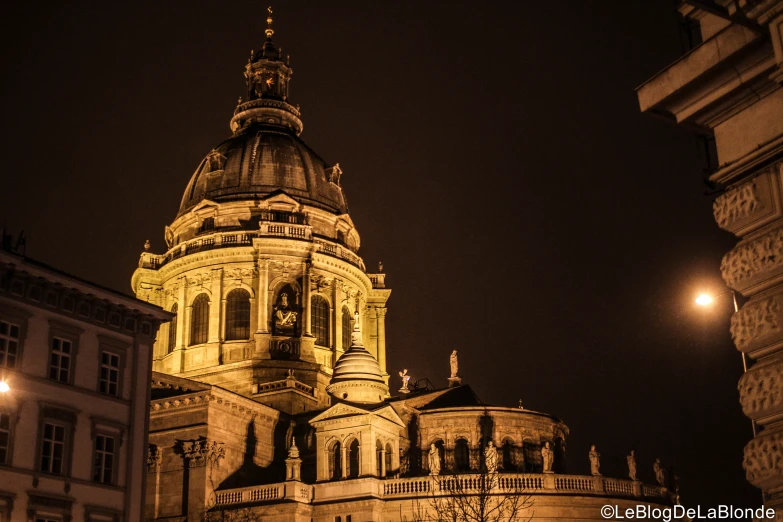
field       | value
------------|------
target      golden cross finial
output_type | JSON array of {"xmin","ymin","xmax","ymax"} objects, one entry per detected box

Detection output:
[{"xmin": 265, "ymin": 6, "xmax": 274, "ymax": 38}]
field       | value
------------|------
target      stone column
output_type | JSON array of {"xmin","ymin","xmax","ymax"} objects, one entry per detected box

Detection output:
[
  {"xmin": 173, "ymin": 278, "xmax": 187, "ymax": 373},
  {"xmin": 341, "ymin": 445, "xmax": 348, "ymax": 479},
  {"xmin": 208, "ymin": 269, "xmax": 222, "ymax": 344},
  {"xmin": 258, "ymin": 258, "xmax": 269, "ymax": 333},
  {"xmin": 333, "ymin": 279, "xmax": 343, "ymax": 365},
  {"xmin": 302, "ymin": 261, "xmax": 312, "ymax": 336},
  {"xmin": 380, "ymin": 448, "xmax": 386, "ymax": 477},
  {"xmin": 375, "ymin": 307, "xmax": 388, "ymax": 381}
]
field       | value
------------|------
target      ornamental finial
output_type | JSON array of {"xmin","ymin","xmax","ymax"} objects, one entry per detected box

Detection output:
[{"xmin": 265, "ymin": 6, "xmax": 274, "ymax": 39}]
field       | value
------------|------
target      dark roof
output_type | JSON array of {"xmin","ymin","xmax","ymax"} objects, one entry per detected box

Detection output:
[
  {"xmin": 178, "ymin": 123, "xmax": 348, "ymax": 217},
  {"xmin": 392, "ymin": 385, "xmax": 485, "ymax": 410}
]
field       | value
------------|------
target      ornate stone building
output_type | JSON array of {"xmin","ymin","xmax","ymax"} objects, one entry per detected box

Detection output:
[
  {"xmin": 637, "ymin": 0, "xmax": 783, "ymax": 510},
  {"xmin": 0, "ymin": 249, "xmax": 171, "ymax": 522},
  {"xmin": 135, "ymin": 12, "xmax": 675, "ymax": 521}
]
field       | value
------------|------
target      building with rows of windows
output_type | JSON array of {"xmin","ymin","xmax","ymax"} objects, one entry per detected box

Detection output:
[
  {"xmin": 0, "ymin": 249, "xmax": 171, "ymax": 522},
  {"xmin": 130, "ymin": 12, "xmax": 678, "ymax": 522}
]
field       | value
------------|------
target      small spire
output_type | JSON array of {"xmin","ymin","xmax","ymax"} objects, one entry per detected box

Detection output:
[{"xmin": 265, "ymin": 6, "xmax": 274, "ymax": 39}]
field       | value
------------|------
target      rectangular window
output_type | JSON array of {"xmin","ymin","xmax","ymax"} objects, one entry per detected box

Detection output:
[
  {"xmin": 99, "ymin": 352, "xmax": 120, "ymax": 397},
  {"xmin": 0, "ymin": 412, "xmax": 10, "ymax": 465},
  {"xmin": 49, "ymin": 337, "xmax": 72, "ymax": 383},
  {"xmin": 93, "ymin": 435, "xmax": 115, "ymax": 484},
  {"xmin": 40, "ymin": 422, "xmax": 66, "ymax": 474},
  {"xmin": 0, "ymin": 321, "xmax": 19, "ymax": 369}
]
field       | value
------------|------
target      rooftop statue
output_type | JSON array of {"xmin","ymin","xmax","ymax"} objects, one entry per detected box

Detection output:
[
  {"xmin": 542, "ymin": 442, "xmax": 554, "ymax": 473},
  {"xmin": 627, "ymin": 450, "xmax": 637, "ymax": 481},
  {"xmin": 589, "ymin": 445, "xmax": 601, "ymax": 476},
  {"xmin": 450, "ymin": 350, "xmax": 459, "ymax": 378}
]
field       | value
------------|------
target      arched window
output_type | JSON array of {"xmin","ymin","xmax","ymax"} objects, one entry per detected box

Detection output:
[
  {"xmin": 311, "ymin": 296, "xmax": 330, "ymax": 347},
  {"xmin": 190, "ymin": 294, "xmax": 210, "ymax": 346},
  {"xmin": 329, "ymin": 442, "xmax": 342, "ymax": 480},
  {"xmin": 348, "ymin": 439, "xmax": 360, "ymax": 478},
  {"xmin": 385, "ymin": 443, "xmax": 393, "ymax": 477},
  {"xmin": 455, "ymin": 439, "xmax": 470, "ymax": 472},
  {"xmin": 167, "ymin": 304, "xmax": 178, "ymax": 354},
  {"xmin": 342, "ymin": 306, "xmax": 352, "ymax": 350},
  {"xmin": 376, "ymin": 440, "xmax": 384, "ymax": 477},
  {"xmin": 502, "ymin": 439, "xmax": 515, "ymax": 472},
  {"xmin": 225, "ymin": 289, "xmax": 251, "ymax": 340}
]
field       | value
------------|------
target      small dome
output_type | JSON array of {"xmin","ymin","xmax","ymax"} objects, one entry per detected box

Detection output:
[{"xmin": 327, "ymin": 313, "xmax": 388, "ymax": 404}]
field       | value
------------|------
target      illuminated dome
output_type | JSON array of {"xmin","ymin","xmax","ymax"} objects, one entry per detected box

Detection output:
[
  {"xmin": 327, "ymin": 313, "xmax": 389, "ymax": 404},
  {"xmin": 176, "ymin": 14, "xmax": 348, "ymax": 219},
  {"xmin": 177, "ymin": 125, "xmax": 348, "ymax": 218}
]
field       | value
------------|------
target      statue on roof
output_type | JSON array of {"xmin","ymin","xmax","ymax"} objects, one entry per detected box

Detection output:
[
  {"xmin": 589, "ymin": 445, "xmax": 601, "ymax": 476},
  {"xmin": 450, "ymin": 350, "xmax": 459, "ymax": 378},
  {"xmin": 399, "ymin": 369, "xmax": 411, "ymax": 392},
  {"xmin": 654, "ymin": 458, "xmax": 666, "ymax": 487},
  {"xmin": 485, "ymin": 441, "xmax": 499, "ymax": 475},
  {"xmin": 627, "ymin": 450, "xmax": 637, "ymax": 481}
]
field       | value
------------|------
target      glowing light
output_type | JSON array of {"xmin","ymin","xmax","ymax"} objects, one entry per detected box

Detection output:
[
  {"xmin": 695, "ymin": 294, "xmax": 713, "ymax": 306},
  {"xmin": 0, "ymin": 381, "xmax": 9, "ymax": 393}
]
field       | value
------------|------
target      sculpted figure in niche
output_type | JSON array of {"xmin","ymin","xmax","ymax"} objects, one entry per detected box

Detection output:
[
  {"xmin": 541, "ymin": 442, "xmax": 554, "ymax": 473},
  {"xmin": 273, "ymin": 290, "xmax": 299, "ymax": 336},
  {"xmin": 484, "ymin": 440, "xmax": 499, "ymax": 475},
  {"xmin": 589, "ymin": 445, "xmax": 601, "ymax": 476},
  {"xmin": 627, "ymin": 450, "xmax": 637, "ymax": 481},
  {"xmin": 428, "ymin": 444, "xmax": 441, "ymax": 476}
]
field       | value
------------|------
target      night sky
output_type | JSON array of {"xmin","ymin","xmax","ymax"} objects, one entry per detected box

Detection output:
[{"xmin": 0, "ymin": 0, "xmax": 759, "ymax": 510}]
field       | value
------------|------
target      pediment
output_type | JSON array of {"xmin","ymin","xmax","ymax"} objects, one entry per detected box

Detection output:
[
  {"xmin": 310, "ymin": 403, "xmax": 370, "ymax": 423},
  {"xmin": 371, "ymin": 404, "xmax": 405, "ymax": 428},
  {"xmin": 190, "ymin": 199, "xmax": 219, "ymax": 215},
  {"xmin": 263, "ymin": 192, "xmax": 301, "ymax": 211}
]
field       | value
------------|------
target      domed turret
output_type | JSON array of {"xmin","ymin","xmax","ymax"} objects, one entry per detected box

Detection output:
[{"xmin": 327, "ymin": 312, "xmax": 389, "ymax": 404}]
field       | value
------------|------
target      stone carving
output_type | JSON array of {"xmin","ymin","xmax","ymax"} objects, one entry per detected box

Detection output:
[
  {"xmin": 399, "ymin": 369, "xmax": 411, "ymax": 392},
  {"xmin": 186, "ymin": 272, "xmax": 214, "ymax": 288},
  {"xmin": 589, "ymin": 445, "xmax": 601, "ymax": 476},
  {"xmin": 428, "ymin": 444, "xmax": 441, "ymax": 476},
  {"xmin": 653, "ymin": 458, "xmax": 665, "ymax": 487},
  {"xmin": 744, "ymin": 430, "xmax": 783, "ymax": 486},
  {"xmin": 269, "ymin": 260, "xmax": 293, "ymax": 275},
  {"xmin": 144, "ymin": 239, "xmax": 151, "ymax": 252},
  {"xmin": 310, "ymin": 274, "xmax": 332, "ymax": 291},
  {"xmin": 224, "ymin": 267, "xmax": 257, "ymax": 279},
  {"xmin": 286, "ymin": 420, "xmax": 296, "ymax": 449},
  {"xmin": 273, "ymin": 293, "xmax": 298, "ymax": 336},
  {"xmin": 183, "ymin": 440, "xmax": 225, "ymax": 468},
  {"xmin": 739, "ymin": 362, "xmax": 783, "ymax": 419},
  {"xmin": 485, "ymin": 441, "xmax": 499, "ymax": 475},
  {"xmin": 730, "ymin": 295, "xmax": 780, "ymax": 352},
  {"xmin": 147, "ymin": 445, "xmax": 162, "ymax": 473},
  {"xmin": 627, "ymin": 450, "xmax": 637, "ymax": 481},
  {"xmin": 713, "ymin": 180, "xmax": 759, "ymax": 229},
  {"xmin": 541, "ymin": 442, "xmax": 554, "ymax": 473},
  {"xmin": 721, "ymin": 227, "xmax": 783, "ymax": 288},
  {"xmin": 450, "ymin": 350, "xmax": 459, "ymax": 378}
]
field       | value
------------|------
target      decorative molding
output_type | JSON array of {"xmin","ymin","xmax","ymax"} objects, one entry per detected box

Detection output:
[
  {"xmin": 744, "ymin": 430, "xmax": 783, "ymax": 489},
  {"xmin": 713, "ymin": 179, "xmax": 760, "ymax": 229},
  {"xmin": 738, "ymin": 360, "xmax": 783, "ymax": 422},
  {"xmin": 731, "ymin": 294, "xmax": 782, "ymax": 354},
  {"xmin": 721, "ymin": 226, "xmax": 783, "ymax": 291},
  {"xmin": 224, "ymin": 267, "xmax": 258, "ymax": 279},
  {"xmin": 182, "ymin": 439, "xmax": 225, "ymax": 468},
  {"xmin": 147, "ymin": 445, "xmax": 162, "ymax": 473}
]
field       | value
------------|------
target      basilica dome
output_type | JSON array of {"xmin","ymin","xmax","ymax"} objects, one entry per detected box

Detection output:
[{"xmin": 177, "ymin": 123, "xmax": 348, "ymax": 218}]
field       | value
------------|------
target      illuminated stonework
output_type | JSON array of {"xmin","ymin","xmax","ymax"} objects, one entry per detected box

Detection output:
[
  {"xmin": 137, "ymin": 16, "xmax": 674, "ymax": 522},
  {"xmin": 638, "ymin": 0, "xmax": 783, "ymax": 508}
]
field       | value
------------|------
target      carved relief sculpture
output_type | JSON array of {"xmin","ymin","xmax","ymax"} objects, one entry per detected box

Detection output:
[
  {"xmin": 721, "ymin": 227, "xmax": 783, "ymax": 289},
  {"xmin": 738, "ymin": 361, "xmax": 783, "ymax": 419},
  {"xmin": 730, "ymin": 294, "xmax": 781, "ymax": 353},
  {"xmin": 713, "ymin": 179, "xmax": 759, "ymax": 229}
]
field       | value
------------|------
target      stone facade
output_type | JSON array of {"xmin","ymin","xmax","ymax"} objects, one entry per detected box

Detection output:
[
  {"xmin": 136, "ymin": 14, "xmax": 676, "ymax": 522},
  {"xmin": 637, "ymin": 0, "xmax": 783, "ymax": 508},
  {"xmin": 0, "ymin": 249, "xmax": 170, "ymax": 522}
]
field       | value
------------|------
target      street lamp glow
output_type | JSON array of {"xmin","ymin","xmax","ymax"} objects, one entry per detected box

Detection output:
[
  {"xmin": 0, "ymin": 381, "xmax": 9, "ymax": 393},
  {"xmin": 695, "ymin": 294, "xmax": 713, "ymax": 306}
]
